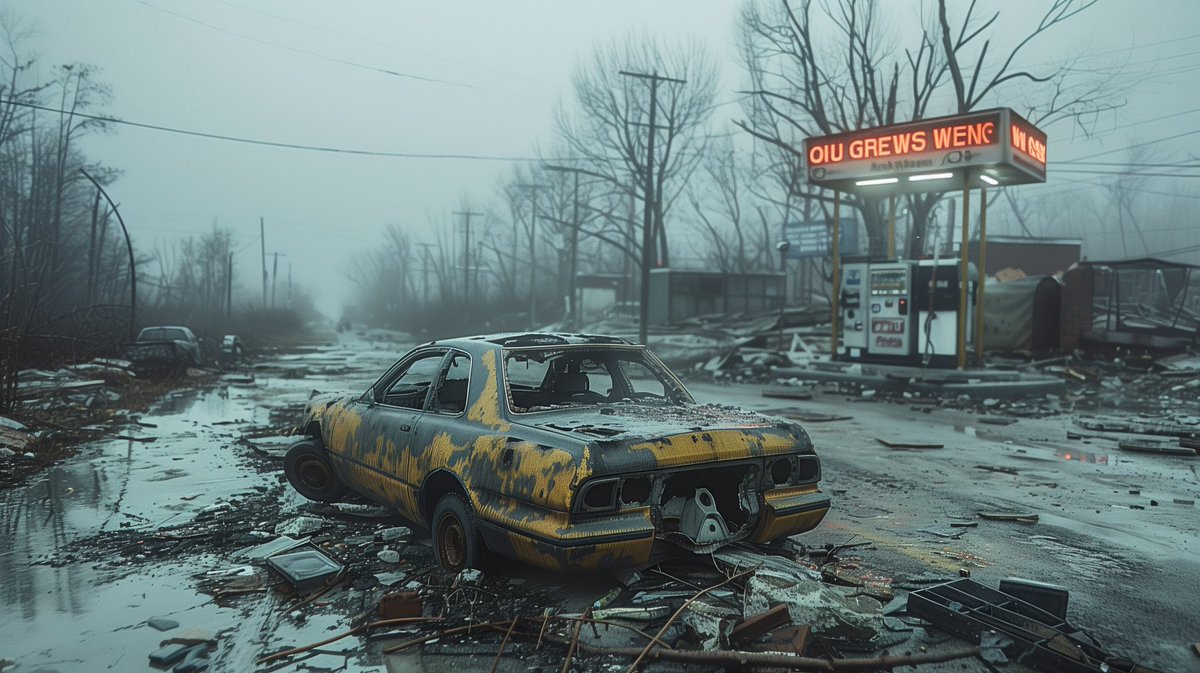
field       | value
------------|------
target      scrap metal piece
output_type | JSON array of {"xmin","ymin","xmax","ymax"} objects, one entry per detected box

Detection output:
[
  {"xmin": 999, "ymin": 578, "xmax": 1069, "ymax": 621},
  {"xmin": 679, "ymin": 488, "xmax": 730, "ymax": 545},
  {"xmin": 265, "ymin": 546, "xmax": 343, "ymax": 593},
  {"xmin": 908, "ymin": 578, "xmax": 1164, "ymax": 673},
  {"xmin": 591, "ymin": 606, "xmax": 671, "ymax": 621}
]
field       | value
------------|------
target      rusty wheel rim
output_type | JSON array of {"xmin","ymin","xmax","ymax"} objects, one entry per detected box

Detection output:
[
  {"xmin": 437, "ymin": 514, "xmax": 467, "ymax": 571},
  {"xmin": 299, "ymin": 459, "xmax": 332, "ymax": 490}
]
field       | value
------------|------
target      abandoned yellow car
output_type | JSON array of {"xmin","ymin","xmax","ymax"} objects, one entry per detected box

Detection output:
[{"xmin": 285, "ymin": 333, "xmax": 830, "ymax": 572}]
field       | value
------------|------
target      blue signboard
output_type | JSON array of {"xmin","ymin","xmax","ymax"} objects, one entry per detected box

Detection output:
[{"xmin": 783, "ymin": 219, "xmax": 859, "ymax": 259}]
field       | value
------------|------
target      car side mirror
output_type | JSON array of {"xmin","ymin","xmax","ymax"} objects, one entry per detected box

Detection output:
[{"xmin": 362, "ymin": 388, "xmax": 376, "ymax": 406}]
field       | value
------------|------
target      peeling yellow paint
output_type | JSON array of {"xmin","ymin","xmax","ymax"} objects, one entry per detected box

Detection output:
[
  {"xmin": 628, "ymin": 429, "xmax": 795, "ymax": 468},
  {"xmin": 466, "ymin": 350, "xmax": 511, "ymax": 432},
  {"xmin": 326, "ymin": 402, "xmax": 364, "ymax": 455}
]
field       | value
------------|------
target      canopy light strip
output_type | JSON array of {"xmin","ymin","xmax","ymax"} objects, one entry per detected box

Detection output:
[
  {"xmin": 980, "ymin": 174, "xmax": 1000, "ymax": 186},
  {"xmin": 855, "ymin": 177, "xmax": 899, "ymax": 186},
  {"xmin": 908, "ymin": 172, "xmax": 954, "ymax": 182}
]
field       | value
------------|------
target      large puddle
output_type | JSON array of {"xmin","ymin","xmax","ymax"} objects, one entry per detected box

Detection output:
[{"xmin": 0, "ymin": 339, "xmax": 407, "ymax": 672}]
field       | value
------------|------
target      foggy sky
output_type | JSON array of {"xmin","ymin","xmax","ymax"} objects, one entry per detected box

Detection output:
[{"xmin": 8, "ymin": 0, "xmax": 1200, "ymax": 317}]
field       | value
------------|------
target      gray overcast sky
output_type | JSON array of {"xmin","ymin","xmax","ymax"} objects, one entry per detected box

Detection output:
[{"xmin": 7, "ymin": 0, "xmax": 1200, "ymax": 315}]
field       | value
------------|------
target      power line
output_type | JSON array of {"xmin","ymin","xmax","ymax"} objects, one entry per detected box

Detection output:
[
  {"xmin": 199, "ymin": 0, "xmax": 558, "ymax": 89},
  {"xmin": 129, "ymin": 0, "xmax": 483, "ymax": 91},
  {"xmin": 1, "ymin": 98, "xmax": 547, "ymax": 162},
  {"xmin": 1053, "ymin": 160, "xmax": 1199, "ymax": 168},
  {"xmin": 1059, "ymin": 128, "xmax": 1200, "ymax": 162},
  {"xmin": 1053, "ymin": 168, "xmax": 1200, "ymax": 178}
]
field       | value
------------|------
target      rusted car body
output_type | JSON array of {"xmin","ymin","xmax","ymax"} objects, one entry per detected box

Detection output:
[{"xmin": 285, "ymin": 333, "xmax": 830, "ymax": 572}]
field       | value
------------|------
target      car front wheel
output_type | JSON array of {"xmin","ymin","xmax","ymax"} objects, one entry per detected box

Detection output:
[
  {"xmin": 284, "ymin": 440, "xmax": 348, "ymax": 502},
  {"xmin": 432, "ymin": 493, "xmax": 484, "ymax": 573}
]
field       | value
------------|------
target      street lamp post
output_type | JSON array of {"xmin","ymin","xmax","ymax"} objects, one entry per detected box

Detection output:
[
  {"xmin": 776, "ymin": 240, "xmax": 791, "ymax": 351},
  {"xmin": 80, "ymin": 169, "xmax": 136, "ymax": 339}
]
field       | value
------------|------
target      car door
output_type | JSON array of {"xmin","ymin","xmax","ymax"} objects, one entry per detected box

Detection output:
[
  {"xmin": 346, "ymin": 349, "xmax": 447, "ymax": 508},
  {"xmin": 408, "ymin": 349, "xmax": 473, "ymax": 490}
]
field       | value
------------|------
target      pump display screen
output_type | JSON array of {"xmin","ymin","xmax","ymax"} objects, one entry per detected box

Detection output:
[{"xmin": 870, "ymin": 269, "xmax": 907, "ymax": 296}]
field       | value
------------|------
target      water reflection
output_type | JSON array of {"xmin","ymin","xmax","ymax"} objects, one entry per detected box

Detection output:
[{"xmin": 1056, "ymin": 448, "xmax": 1109, "ymax": 464}]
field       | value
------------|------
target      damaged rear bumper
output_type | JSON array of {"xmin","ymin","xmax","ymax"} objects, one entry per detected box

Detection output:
[
  {"xmin": 474, "ymin": 494, "xmax": 656, "ymax": 572},
  {"xmin": 748, "ymin": 486, "xmax": 831, "ymax": 544},
  {"xmin": 473, "ymin": 485, "xmax": 830, "ymax": 572}
]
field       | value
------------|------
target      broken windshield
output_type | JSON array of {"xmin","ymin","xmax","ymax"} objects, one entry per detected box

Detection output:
[{"xmin": 503, "ymin": 347, "xmax": 693, "ymax": 413}]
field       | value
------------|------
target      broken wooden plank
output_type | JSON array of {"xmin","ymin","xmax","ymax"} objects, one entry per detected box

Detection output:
[
  {"xmin": 761, "ymin": 386, "xmax": 813, "ymax": 401},
  {"xmin": 1118, "ymin": 439, "xmax": 1196, "ymax": 457},
  {"xmin": 15, "ymin": 379, "xmax": 107, "ymax": 400},
  {"xmin": 729, "ymin": 604, "xmax": 792, "ymax": 648},
  {"xmin": 876, "ymin": 438, "xmax": 944, "ymax": 450},
  {"xmin": 978, "ymin": 511, "xmax": 1039, "ymax": 524}
]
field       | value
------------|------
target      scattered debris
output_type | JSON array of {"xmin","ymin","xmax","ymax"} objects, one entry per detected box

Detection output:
[
  {"xmin": 910, "ymin": 579, "xmax": 1161, "ymax": 673},
  {"xmin": 977, "ymin": 511, "xmax": 1040, "ymax": 524},
  {"xmin": 1118, "ymin": 438, "xmax": 1197, "ymax": 457},
  {"xmin": 378, "ymin": 591, "xmax": 423, "ymax": 619},
  {"xmin": 265, "ymin": 546, "xmax": 343, "ymax": 592},
  {"xmin": 876, "ymin": 438, "xmax": 944, "ymax": 450},
  {"xmin": 147, "ymin": 617, "xmax": 180, "ymax": 632}
]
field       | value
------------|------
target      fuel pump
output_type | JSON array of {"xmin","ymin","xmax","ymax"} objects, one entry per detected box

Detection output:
[
  {"xmin": 866, "ymin": 263, "xmax": 913, "ymax": 358},
  {"xmin": 838, "ymin": 259, "xmax": 976, "ymax": 366},
  {"xmin": 839, "ymin": 263, "xmax": 869, "ymax": 359},
  {"xmin": 912, "ymin": 259, "xmax": 976, "ymax": 367}
]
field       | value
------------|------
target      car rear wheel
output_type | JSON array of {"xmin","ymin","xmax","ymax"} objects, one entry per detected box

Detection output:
[
  {"xmin": 284, "ymin": 440, "xmax": 347, "ymax": 502},
  {"xmin": 432, "ymin": 493, "xmax": 484, "ymax": 573}
]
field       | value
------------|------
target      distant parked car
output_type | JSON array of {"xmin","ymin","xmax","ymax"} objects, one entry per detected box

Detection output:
[
  {"xmin": 127, "ymin": 326, "xmax": 202, "ymax": 370},
  {"xmin": 284, "ymin": 332, "xmax": 830, "ymax": 573},
  {"xmin": 219, "ymin": 335, "xmax": 245, "ymax": 367}
]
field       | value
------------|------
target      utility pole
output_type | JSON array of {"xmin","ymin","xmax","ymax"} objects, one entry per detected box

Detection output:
[
  {"xmin": 260, "ymin": 217, "xmax": 268, "ymax": 310},
  {"xmin": 418, "ymin": 243, "xmax": 435, "ymax": 308},
  {"xmin": 619, "ymin": 69, "xmax": 685, "ymax": 346},
  {"xmin": 517, "ymin": 184, "xmax": 547, "ymax": 328},
  {"xmin": 543, "ymin": 165, "xmax": 587, "ymax": 325},
  {"xmin": 226, "ymin": 251, "xmax": 233, "ymax": 320},
  {"xmin": 453, "ymin": 210, "xmax": 482, "ymax": 306},
  {"xmin": 268, "ymin": 252, "xmax": 287, "ymax": 310}
]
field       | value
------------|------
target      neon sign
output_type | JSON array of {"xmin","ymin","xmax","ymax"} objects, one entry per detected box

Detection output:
[{"xmin": 804, "ymin": 108, "xmax": 1046, "ymax": 192}]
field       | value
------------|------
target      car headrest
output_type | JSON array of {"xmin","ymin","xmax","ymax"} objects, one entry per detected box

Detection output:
[{"xmin": 554, "ymin": 371, "xmax": 589, "ymax": 394}]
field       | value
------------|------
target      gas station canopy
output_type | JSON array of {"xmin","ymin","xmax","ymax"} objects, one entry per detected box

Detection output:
[{"xmin": 803, "ymin": 108, "xmax": 1046, "ymax": 194}]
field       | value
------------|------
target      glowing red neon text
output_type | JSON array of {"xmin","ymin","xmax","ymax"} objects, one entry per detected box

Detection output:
[
  {"xmin": 807, "ymin": 121, "xmax": 995, "ymax": 166},
  {"xmin": 1010, "ymin": 123, "xmax": 1047, "ymax": 165}
]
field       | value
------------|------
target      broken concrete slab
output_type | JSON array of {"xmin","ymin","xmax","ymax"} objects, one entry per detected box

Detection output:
[
  {"xmin": 274, "ymin": 516, "xmax": 327, "ymax": 536},
  {"xmin": 146, "ymin": 616, "xmax": 179, "ymax": 631},
  {"xmin": 378, "ymin": 526, "xmax": 412, "ymax": 542}
]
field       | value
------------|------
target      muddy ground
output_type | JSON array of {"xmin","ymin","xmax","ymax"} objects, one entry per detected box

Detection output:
[{"xmin": 1, "ymin": 330, "xmax": 1197, "ymax": 672}]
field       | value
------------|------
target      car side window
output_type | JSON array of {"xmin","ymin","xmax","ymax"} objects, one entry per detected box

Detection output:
[
  {"xmin": 619, "ymin": 359, "xmax": 668, "ymax": 399},
  {"xmin": 431, "ymin": 352, "xmax": 471, "ymax": 414},
  {"xmin": 382, "ymin": 353, "xmax": 445, "ymax": 409}
]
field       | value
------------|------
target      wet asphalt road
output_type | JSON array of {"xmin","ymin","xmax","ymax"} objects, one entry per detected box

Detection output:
[{"xmin": 1, "ymin": 332, "xmax": 1197, "ymax": 672}]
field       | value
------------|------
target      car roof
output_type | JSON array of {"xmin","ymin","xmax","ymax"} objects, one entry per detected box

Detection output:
[{"xmin": 423, "ymin": 332, "xmax": 636, "ymax": 351}]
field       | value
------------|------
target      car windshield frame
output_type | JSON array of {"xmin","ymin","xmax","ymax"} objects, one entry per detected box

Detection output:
[{"xmin": 501, "ymin": 344, "xmax": 694, "ymax": 414}]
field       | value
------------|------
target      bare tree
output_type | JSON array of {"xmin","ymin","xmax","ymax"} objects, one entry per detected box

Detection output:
[{"xmin": 555, "ymin": 33, "xmax": 717, "ymax": 269}]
